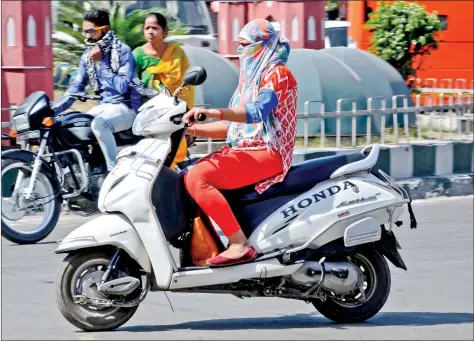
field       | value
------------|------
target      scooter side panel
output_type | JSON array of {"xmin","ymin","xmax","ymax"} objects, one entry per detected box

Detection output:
[
  {"xmin": 249, "ymin": 173, "xmax": 404, "ymax": 253},
  {"xmin": 101, "ymin": 147, "xmax": 177, "ymax": 290},
  {"xmin": 55, "ymin": 214, "xmax": 152, "ymax": 273}
]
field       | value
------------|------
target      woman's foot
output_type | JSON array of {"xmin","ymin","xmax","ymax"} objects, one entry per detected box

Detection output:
[
  {"xmin": 206, "ymin": 244, "xmax": 257, "ymax": 267},
  {"xmin": 206, "ymin": 229, "xmax": 257, "ymax": 267},
  {"xmin": 220, "ymin": 243, "xmax": 251, "ymax": 259}
]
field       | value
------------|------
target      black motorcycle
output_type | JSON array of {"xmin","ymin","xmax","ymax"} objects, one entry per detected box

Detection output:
[{"xmin": 1, "ymin": 92, "xmax": 142, "ymax": 244}]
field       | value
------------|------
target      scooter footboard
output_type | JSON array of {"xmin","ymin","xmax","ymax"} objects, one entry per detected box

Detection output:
[{"xmin": 55, "ymin": 214, "xmax": 152, "ymax": 273}]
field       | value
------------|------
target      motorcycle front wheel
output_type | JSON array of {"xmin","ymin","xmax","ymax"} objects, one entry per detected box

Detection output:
[{"xmin": 1, "ymin": 158, "xmax": 61, "ymax": 244}]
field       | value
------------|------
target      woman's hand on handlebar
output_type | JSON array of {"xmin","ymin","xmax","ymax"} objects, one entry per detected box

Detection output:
[
  {"xmin": 183, "ymin": 107, "xmax": 207, "ymax": 126},
  {"xmin": 184, "ymin": 107, "xmax": 223, "ymax": 126}
]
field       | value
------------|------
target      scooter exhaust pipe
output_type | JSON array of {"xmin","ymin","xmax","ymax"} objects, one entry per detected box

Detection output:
[
  {"xmin": 97, "ymin": 276, "xmax": 141, "ymax": 296},
  {"xmin": 289, "ymin": 258, "xmax": 360, "ymax": 295}
]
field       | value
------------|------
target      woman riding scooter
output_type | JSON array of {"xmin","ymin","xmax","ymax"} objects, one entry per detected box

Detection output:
[
  {"xmin": 183, "ymin": 19, "xmax": 298, "ymax": 267},
  {"xmin": 133, "ymin": 12, "xmax": 194, "ymax": 170}
]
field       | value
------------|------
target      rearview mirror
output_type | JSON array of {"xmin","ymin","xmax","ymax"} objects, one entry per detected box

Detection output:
[{"xmin": 183, "ymin": 66, "xmax": 207, "ymax": 87}]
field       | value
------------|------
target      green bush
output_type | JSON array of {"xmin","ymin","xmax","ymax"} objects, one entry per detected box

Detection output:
[{"xmin": 366, "ymin": 1, "xmax": 442, "ymax": 86}]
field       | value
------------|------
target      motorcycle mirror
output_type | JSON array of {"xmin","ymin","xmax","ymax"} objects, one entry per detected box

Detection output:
[{"xmin": 183, "ymin": 66, "xmax": 207, "ymax": 87}]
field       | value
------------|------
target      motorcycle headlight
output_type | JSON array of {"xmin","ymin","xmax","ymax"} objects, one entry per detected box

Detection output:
[{"xmin": 12, "ymin": 114, "xmax": 29, "ymax": 132}]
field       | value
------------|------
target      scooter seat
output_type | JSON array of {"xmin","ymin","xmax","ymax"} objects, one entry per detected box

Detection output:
[
  {"xmin": 221, "ymin": 152, "xmax": 366, "ymax": 237},
  {"xmin": 222, "ymin": 152, "xmax": 365, "ymax": 204}
]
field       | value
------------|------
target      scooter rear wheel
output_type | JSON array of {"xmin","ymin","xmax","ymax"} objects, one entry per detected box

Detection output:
[{"xmin": 312, "ymin": 249, "xmax": 391, "ymax": 323}]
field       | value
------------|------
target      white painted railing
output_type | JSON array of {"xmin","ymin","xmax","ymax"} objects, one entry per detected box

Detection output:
[{"xmin": 2, "ymin": 93, "xmax": 473, "ymax": 152}]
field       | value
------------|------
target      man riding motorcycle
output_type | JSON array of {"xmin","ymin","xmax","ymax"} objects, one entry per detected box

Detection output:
[{"xmin": 52, "ymin": 9, "xmax": 161, "ymax": 172}]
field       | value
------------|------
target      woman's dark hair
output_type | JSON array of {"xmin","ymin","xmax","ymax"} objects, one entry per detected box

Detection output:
[
  {"xmin": 145, "ymin": 12, "xmax": 168, "ymax": 32},
  {"xmin": 84, "ymin": 9, "xmax": 110, "ymax": 27}
]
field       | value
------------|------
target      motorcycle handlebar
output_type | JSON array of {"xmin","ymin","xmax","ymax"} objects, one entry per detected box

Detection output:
[{"xmin": 70, "ymin": 93, "xmax": 102, "ymax": 102}]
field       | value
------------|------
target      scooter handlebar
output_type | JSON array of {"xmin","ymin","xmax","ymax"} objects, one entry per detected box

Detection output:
[
  {"xmin": 189, "ymin": 113, "xmax": 207, "ymax": 122},
  {"xmin": 185, "ymin": 113, "xmax": 207, "ymax": 127}
]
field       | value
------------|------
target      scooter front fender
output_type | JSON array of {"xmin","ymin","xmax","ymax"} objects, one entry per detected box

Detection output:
[{"xmin": 55, "ymin": 214, "xmax": 152, "ymax": 273}]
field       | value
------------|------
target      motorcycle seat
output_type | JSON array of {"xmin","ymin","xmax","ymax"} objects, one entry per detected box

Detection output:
[
  {"xmin": 55, "ymin": 112, "xmax": 138, "ymax": 143},
  {"xmin": 222, "ymin": 152, "xmax": 365, "ymax": 204},
  {"xmin": 114, "ymin": 129, "xmax": 136, "ymax": 140}
]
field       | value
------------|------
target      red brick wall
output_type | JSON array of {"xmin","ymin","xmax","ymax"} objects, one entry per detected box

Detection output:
[{"xmin": 1, "ymin": 0, "xmax": 53, "ymax": 129}]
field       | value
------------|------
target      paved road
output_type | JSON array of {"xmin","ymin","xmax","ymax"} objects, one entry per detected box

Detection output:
[{"xmin": 1, "ymin": 196, "xmax": 473, "ymax": 340}]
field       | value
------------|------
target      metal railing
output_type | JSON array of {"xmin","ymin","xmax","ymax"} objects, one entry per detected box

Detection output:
[
  {"xmin": 2, "ymin": 93, "xmax": 473, "ymax": 152},
  {"xmin": 1, "ymin": 105, "xmax": 17, "ymax": 129},
  {"xmin": 193, "ymin": 93, "xmax": 473, "ymax": 152},
  {"xmin": 408, "ymin": 77, "xmax": 474, "ymax": 94},
  {"xmin": 296, "ymin": 93, "xmax": 473, "ymax": 150}
]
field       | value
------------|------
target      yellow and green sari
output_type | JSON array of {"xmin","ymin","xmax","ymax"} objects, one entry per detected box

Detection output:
[{"xmin": 133, "ymin": 43, "xmax": 195, "ymax": 169}]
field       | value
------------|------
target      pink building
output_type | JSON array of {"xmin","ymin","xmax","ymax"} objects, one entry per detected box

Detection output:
[
  {"xmin": 216, "ymin": 1, "xmax": 325, "ymax": 66},
  {"xmin": 1, "ymin": 0, "xmax": 54, "ymax": 134}
]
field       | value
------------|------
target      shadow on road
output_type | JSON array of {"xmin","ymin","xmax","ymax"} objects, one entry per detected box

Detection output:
[
  {"xmin": 112, "ymin": 312, "xmax": 474, "ymax": 333},
  {"xmin": 9, "ymin": 240, "xmax": 58, "ymax": 246}
]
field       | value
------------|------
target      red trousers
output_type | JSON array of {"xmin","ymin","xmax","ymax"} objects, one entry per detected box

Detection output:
[{"xmin": 184, "ymin": 148, "xmax": 283, "ymax": 237}]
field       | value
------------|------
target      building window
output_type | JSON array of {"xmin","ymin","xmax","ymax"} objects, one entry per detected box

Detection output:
[
  {"xmin": 266, "ymin": 1, "xmax": 274, "ymax": 8},
  {"xmin": 281, "ymin": 17, "xmax": 286, "ymax": 37},
  {"xmin": 438, "ymin": 15, "xmax": 448, "ymax": 30},
  {"xmin": 27, "ymin": 15, "xmax": 37, "ymax": 47},
  {"xmin": 291, "ymin": 16, "xmax": 299, "ymax": 41},
  {"xmin": 221, "ymin": 19, "xmax": 226, "ymax": 41},
  {"xmin": 45, "ymin": 16, "xmax": 51, "ymax": 46},
  {"xmin": 6, "ymin": 16, "xmax": 15, "ymax": 46},
  {"xmin": 307, "ymin": 16, "xmax": 316, "ymax": 41},
  {"xmin": 232, "ymin": 18, "xmax": 240, "ymax": 41}
]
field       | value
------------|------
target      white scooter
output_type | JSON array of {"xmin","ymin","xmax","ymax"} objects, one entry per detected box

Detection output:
[{"xmin": 54, "ymin": 66, "xmax": 418, "ymax": 332}]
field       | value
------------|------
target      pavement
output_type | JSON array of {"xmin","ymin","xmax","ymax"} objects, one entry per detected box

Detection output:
[{"xmin": 1, "ymin": 196, "xmax": 473, "ymax": 340}]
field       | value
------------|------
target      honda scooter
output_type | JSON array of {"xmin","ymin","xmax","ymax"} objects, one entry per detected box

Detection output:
[{"xmin": 54, "ymin": 66, "xmax": 417, "ymax": 331}]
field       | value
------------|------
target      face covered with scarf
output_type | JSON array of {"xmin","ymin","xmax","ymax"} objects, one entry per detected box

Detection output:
[{"xmin": 230, "ymin": 19, "xmax": 290, "ymax": 108}]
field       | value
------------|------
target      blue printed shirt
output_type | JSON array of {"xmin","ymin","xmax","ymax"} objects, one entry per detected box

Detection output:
[{"xmin": 52, "ymin": 45, "xmax": 141, "ymax": 114}]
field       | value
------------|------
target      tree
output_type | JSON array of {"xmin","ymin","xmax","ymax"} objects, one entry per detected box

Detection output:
[
  {"xmin": 366, "ymin": 1, "xmax": 442, "ymax": 87},
  {"xmin": 53, "ymin": 1, "xmax": 89, "ymax": 65},
  {"xmin": 325, "ymin": 0, "xmax": 340, "ymax": 20},
  {"xmin": 53, "ymin": 1, "xmax": 189, "ymax": 66}
]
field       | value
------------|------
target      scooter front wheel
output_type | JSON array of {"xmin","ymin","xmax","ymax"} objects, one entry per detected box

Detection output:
[{"xmin": 55, "ymin": 251, "xmax": 141, "ymax": 332}]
